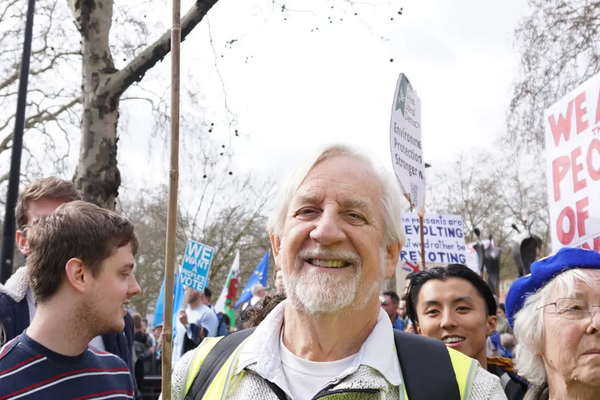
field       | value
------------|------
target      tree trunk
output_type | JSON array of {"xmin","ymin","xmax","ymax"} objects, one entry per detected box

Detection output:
[
  {"xmin": 76, "ymin": 97, "xmax": 121, "ymax": 210},
  {"xmin": 68, "ymin": 0, "xmax": 219, "ymax": 209},
  {"xmin": 70, "ymin": 0, "xmax": 120, "ymax": 209}
]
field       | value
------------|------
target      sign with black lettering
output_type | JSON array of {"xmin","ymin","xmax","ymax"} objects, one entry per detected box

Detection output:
[
  {"xmin": 390, "ymin": 73, "xmax": 425, "ymax": 210},
  {"xmin": 400, "ymin": 212, "xmax": 468, "ymax": 266}
]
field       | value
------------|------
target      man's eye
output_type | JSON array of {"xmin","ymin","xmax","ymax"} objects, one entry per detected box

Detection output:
[
  {"xmin": 425, "ymin": 310, "xmax": 439, "ymax": 316},
  {"xmin": 297, "ymin": 209, "xmax": 316, "ymax": 215},
  {"xmin": 457, "ymin": 307, "xmax": 470, "ymax": 312},
  {"xmin": 346, "ymin": 212, "xmax": 366, "ymax": 222}
]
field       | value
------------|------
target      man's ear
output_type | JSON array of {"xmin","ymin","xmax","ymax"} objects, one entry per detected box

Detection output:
[
  {"xmin": 64, "ymin": 258, "xmax": 87, "ymax": 294},
  {"xmin": 416, "ymin": 321, "xmax": 422, "ymax": 335},
  {"xmin": 15, "ymin": 230, "xmax": 29, "ymax": 256},
  {"xmin": 270, "ymin": 232, "xmax": 282, "ymax": 262},
  {"xmin": 385, "ymin": 242, "xmax": 402, "ymax": 279},
  {"xmin": 487, "ymin": 315, "xmax": 497, "ymax": 336}
]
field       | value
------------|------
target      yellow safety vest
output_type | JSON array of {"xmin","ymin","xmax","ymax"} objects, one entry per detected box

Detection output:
[{"xmin": 181, "ymin": 336, "xmax": 478, "ymax": 400}]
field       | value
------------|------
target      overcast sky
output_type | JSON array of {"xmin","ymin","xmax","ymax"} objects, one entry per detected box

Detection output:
[{"xmin": 116, "ymin": 0, "xmax": 529, "ymax": 199}]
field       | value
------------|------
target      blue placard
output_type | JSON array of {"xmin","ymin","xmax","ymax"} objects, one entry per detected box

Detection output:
[{"xmin": 179, "ymin": 239, "xmax": 214, "ymax": 292}]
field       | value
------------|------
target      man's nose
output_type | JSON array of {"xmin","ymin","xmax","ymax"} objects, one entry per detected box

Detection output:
[
  {"xmin": 309, "ymin": 209, "xmax": 345, "ymax": 246},
  {"xmin": 129, "ymin": 274, "xmax": 142, "ymax": 297},
  {"xmin": 440, "ymin": 311, "xmax": 458, "ymax": 329}
]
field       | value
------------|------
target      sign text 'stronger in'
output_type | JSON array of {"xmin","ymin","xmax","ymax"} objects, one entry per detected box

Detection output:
[
  {"xmin": 179, "ymin": 240, "xmax": 214, "ymax": 292},
  {"xmin": 545, "ymin": 72, "xmax": 600, "ymax": 251},
  {"xmin": 390, "ymin": 73, "xmax": 425, "ymax": 210}
]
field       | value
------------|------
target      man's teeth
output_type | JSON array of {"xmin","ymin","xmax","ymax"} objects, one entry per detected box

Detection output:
[
  {"xmin": 443, "ymin": 337, "xmax": 465, "ymax": 344},
  {"xmin": 309, "ymin": 259, "xmax": 350, "ymax": 268}
]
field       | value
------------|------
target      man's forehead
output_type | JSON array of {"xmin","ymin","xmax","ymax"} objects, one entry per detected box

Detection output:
[
  {"xmin": 27, "ymin": 198, "xmax": 69, "ymax": 220},
  {"xmin": 292, "ymin": 190, "xmax": 373, "ymax": 209},
  {"xmin": 421, "ymin": 279, "xmax": 480, "ymax": 301}
]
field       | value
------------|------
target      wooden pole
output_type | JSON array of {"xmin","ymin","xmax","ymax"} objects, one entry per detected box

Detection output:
[
  {"xmin": 418, "ymin": 209, "xmax": 425, "ymax": 270},
  {"xmin": 161, "ymin": 0, "xmax": 181, "ymax": 396}
]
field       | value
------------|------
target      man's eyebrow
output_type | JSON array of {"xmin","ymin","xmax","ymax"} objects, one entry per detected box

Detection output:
[
  {"xmin": 452, "ymin": 296, "xmax": 474, "ymax": 303},
  {"xmin": 293, "ymin": 195, "xmax": 371, "ymax": 209},
  {"xmin": 340, "ymin": 198, "xmax": 371, "ymax": 210},
  {"xmin": 121, "ymin": 263, "xmax": 135, "ymax": 270},
  {"xmin": 293, "ymin": 194, "xmax": 323, "ymax": 205},
  {"xmin": 421, "ymin": 300, "xmax": 441, "ymax": 308}
]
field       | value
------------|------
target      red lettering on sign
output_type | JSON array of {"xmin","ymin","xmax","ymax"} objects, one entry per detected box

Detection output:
[
  {"xmin": 549, "ymin": 100, "xmax": 574, "ymax": 147},
  {"xmin": 581, "ymin": 236, "xmax": 600, "ymax": 252},
  {"xmin": 588, "ymin": 138, "xmax": 600, "ymax": 181},
  {"xmin": 571, "ymin": 146, "xmax": 587, "ymax": 193},
  {"xmin": 552, "ymin": 155, "xmax": 571, "ymax": 202},
  {"xmin": 557, "ymin": 206, "xmax": 576, "ymax": 245},
  {"xmin": 576, "ymin": 197, "xmax": 589, "ymax": 237},
  {"xmin": 575, "ymin": 92, "xmax": 589, "ymax": 134}
]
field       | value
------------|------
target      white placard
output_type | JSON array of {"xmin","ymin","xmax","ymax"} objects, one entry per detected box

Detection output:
[
  {"xmin": 390, "ymin": 73, "xmax": 425, "ymax": 210},
  {"xmin": 545, "ymin": 72, "xmax": 600, "ymax": 251},
  {"xmin": 400, "ymin": 212, "xmax": 468, "ymax": 267}
]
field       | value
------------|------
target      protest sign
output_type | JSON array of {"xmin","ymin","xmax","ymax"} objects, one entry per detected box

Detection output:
[
  {"xmin": 545, "ymin": 72, "xmax": 600, "ymax": 251},
  {"xmin": 400, "ymin": 212, "xmax": 468, "ymax": 267},
  {"xmin": 179, "ymin": 239, "xmax": 214, "ymax": 292},
  {"xmin": 390, "ymin": 73, "xmax": 425, "ymax": 210}
]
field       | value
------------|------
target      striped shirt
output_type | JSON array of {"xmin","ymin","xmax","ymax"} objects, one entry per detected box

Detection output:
[{"xmin": 0, "ymin": 332, "xmax": 134, "ymax": 400}]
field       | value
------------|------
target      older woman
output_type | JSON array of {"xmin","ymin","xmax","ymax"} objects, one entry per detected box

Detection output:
[{"xmin": 506, "ymin": 247, "xmax": 600, "ymax": 400}]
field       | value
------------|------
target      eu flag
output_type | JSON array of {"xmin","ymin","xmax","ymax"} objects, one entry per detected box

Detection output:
[
  {"xmin": 235, "ymin": 251, "xmax": 269, "ymax": 309},
  {"xmin": 153, "ymin": 267, "xmax": 185, "ymax": 329}
]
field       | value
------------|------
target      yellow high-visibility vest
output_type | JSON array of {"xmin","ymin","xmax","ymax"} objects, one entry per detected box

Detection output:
[{"xmin": 180, "ymin": 336, "xmax": 477, "ymax": 400}]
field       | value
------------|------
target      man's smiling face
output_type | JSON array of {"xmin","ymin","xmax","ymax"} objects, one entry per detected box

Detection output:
[
  {"xmin": 416, "ymin": 277, "xmax": 496, "ymax": 364},
  {"xmin": 272, "ymin": 156, "xmax": 394, "ymax": 315}
]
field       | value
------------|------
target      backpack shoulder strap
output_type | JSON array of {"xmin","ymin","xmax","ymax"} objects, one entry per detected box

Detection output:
[
  {"xmin": 186, "ymin": 328, "xmax": 256, "ymax": 400},
  {"xmin": 393, "ymin": 329, "xmax": 461, "ymax": 400}
]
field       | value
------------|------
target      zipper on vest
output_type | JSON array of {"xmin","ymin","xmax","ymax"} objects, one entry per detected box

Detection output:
[{"xmin": 311, "ymin": 388, "xmax": 379, "ymax": 400}]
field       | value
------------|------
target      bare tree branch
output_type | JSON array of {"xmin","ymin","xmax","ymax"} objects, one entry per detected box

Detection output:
[
  {"xmin": 106, "ymin": 0, "xmax": 219, "ymax": 98},
  {"xmin": 0, "ymin": 97, "xmax": 80, "ymax": 154}
]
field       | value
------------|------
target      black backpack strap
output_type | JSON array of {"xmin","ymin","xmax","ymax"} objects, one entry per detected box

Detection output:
[
  {"xmin": 186, "ymin": 328, "xmax": 257, "ymax": 400},
  {"xmin": 393, "ymin": 329, "xmax": 461, "ymax": 400}
]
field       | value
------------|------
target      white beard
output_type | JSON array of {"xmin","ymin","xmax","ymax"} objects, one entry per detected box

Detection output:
[{"xmin": 282, "ymin": 247, "xmax": 387, "ymax": 315}]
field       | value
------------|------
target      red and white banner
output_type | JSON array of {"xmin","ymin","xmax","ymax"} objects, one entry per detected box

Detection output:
[{"xmin": 545, "ymin": 72, "xmax": 600, "ymax": 252}]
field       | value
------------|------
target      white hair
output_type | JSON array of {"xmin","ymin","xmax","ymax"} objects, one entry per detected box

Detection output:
[
  {"xmin": 251, "ymin": 283, "xmax": 265, "ymax": 296},
  {"xmin": 513, "ymin": 269, "xmax": 595, "ymax": 385},
  {"xmin": 267, "ymin": 143, "xmax": 406, "ymax": 247}
]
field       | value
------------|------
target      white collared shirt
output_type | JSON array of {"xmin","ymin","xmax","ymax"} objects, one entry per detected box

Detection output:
[{"xmin": 234, "ymin": 300, "xmax": 403, "ymax": 399}]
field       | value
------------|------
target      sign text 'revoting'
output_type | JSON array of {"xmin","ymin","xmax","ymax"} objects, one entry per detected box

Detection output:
[{"xmin": 400, "ymin": 212, "xmax": 467, "ymax": 266}]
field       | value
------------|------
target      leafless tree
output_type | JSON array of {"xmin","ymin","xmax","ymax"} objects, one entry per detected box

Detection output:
[
  {"xmin": 508, "ymin": 0, "xmax": 600, "ymax": 149},
  {"xmin": 0, "ymin": 0, "xmax": 81, "ymax": 190},
  {"xmin": 1, "ymin": 0, "xmax": 402, "ymax": 211},
  {"xmin": 428, "ymin": 148, "xmax": 550, "ymax": 280},
  {"xmin": 120, "ymin": 162, "xmax": 274, "ymax": 315}
]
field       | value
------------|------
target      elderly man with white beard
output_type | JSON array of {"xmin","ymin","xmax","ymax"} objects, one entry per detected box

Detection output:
[{"xmin": 167, "ymin": 144, "xmax": 506, "ymax": 400}]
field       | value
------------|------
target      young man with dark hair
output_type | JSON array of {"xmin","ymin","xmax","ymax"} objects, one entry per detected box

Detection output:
[
  {"xmin": 0, "ymin": 177, "xmax": 141, "ymax": 399},
  {"xmin": 0, "ymin": 201, "xmax": 142, "ymax": 399},
  {"xmin": 406, "ymin": 264, "xmax": 528, "ymax": 400},
  {"xmin": 381, "ymin": 290, "xmax": 404, "ymax": 330}
]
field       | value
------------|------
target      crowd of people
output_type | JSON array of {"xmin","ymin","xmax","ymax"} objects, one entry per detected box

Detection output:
[{"xmin": 1, "ymin": 143, "xmax": 600, "ymax": 400}]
